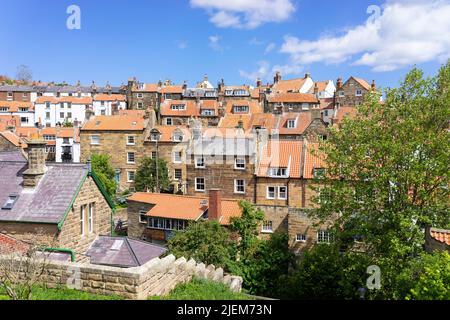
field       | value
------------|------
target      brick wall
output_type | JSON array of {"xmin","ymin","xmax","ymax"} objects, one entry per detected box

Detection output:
[
  {"xmin": 0, "ymin": 91, "xmax": 31, "ymax": 102},
  {"xmin": 0, "ymin": 254, "xmax": 243, "ymax": 300}
]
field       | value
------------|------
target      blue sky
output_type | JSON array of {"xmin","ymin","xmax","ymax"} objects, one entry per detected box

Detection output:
[{"xmin": 0, "ymin": 0, "xmax": 448, "ymax": 89}]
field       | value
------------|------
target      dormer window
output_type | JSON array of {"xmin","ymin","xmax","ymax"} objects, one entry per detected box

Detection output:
[
  {"xmin": 173, "ymin": 132, "xmax": 184, "ymax": 142},
  {"xmin": 269, "ymin": 168, "xmax": 288, "ymax": 178},
  {"xmin": 195, "ymin": 157, "xmax": 205, "ymax": 169},
  {"xmin": 0, "ymin": 107, "xmax": 8, "ymax": 112},
  {"xmin": 205, "ymin": 91, "xmax": 216, "ymax": 97},
  {"xmin": 201, "ymin": 109, "xmax": 215, "ymax": 116},
  {"xmin": 19, "ymin": 107, "xmax": 28, "ymax": 112},
  {"xmin": 234, "ymin": 90, "xmax": 247, "ymax": 96},
  {"xmin": 2, "ymin": 194, "xmax": 19, "ymax": 210},
  {"xmin": 233, "ymin": 105, "xmax": 249, "ymax": 114},
  {"xmin": 171, "ymin": 104, "xmax": 186, "ymax": 111},
  {"xmin": 287, "ymin": 119, "xmax": 296, "ymax": 129},
  {"xmin": 225, "ymin": 90, "xmax": 233, "ymax": 96}
]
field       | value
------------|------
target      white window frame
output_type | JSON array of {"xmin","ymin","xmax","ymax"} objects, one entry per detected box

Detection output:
[
  {"xmin": 88, "ymin": 203, "xmax": 94, "ymax": 234},
  {"xmin": 195, "ymin": 157, "xmax": 206, "ymax": 169},
  {"xmin": 195, "ymin": 177, "xmax": 205, "ymax": 192},
  {"xmin": 296, "ymin": 234, "xmax": 307, "ymax": 242},
  {"xmin": 317, "ymin": 230, "xmax": 332, "ymax": 243},
  {"xmin": 270, "ymin": 168, "xmax": 288, "ymax": 178},
  {"xmin": 136, "ymin": 93, "xmax": 144, "ymax": 99},
  {"xmin": 166, "ymin": 118, "xmax": 173, "ymax": 125},
  {"xmin": 139, "ymin": 210, "xmax": 147, "ymax": 224},
  {"xmin": 339, "ymin": 91, "xmax": 345, "ymax": 97},
  {"xmin": 234, "ymin": 158, "xmax": 246, "ymax": 170},
  {"xmin": 90, "ymin": 135, "xmax": 100, "ymax": 145},
  {"xmin": 137, "ymin": 102, "xmax": 144, "ymax": 109},
  {"xmin": 261, "ymin": 220, "xmax": 273, "ymax": 233},
  {"xmin": 80, "ymin": 205, "xmax": 85, "ymax": 236},
  {"xmin": 174, "ymin": 169, "xmax": 182, "ymax": 181},
  {"xmin": 127, "ymin": 135, "xmax": 135, "ymax": 146},
  {"xmin": 127, "ymin": 171, "xmax": 136, "ymax": 182},
  {"xmin": 278, "ymin": 186, "xmax": 287, "ymax": 200},
  {"xmin": 287, "ymin": 119, "xmax": 296, "ymax": 129},
  {"xmin": 127, "ymin": 152, "xmax": 135, "ymax": 164},
  {"xmin": 173, "ymin": 151, "xmax": 183, "ymax": 163},
  {"xmin": 234, "ymin": 179, "xmax": 245, "ymax": 194},
  {"xmin": 7, "ymin": 92, "xmax": 13, "ymax": 100},
  {"xmin": 267, "ymin": 186, "xmax": 276, "ymax": 199},
  {"xmin": 355, "ymin": 89, "xmax": 363, "ymax": 97}
]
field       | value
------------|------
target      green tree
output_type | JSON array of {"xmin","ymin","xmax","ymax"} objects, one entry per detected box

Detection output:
[
  {"xmin": 310, "ymin": 63, "xmax": 450, "ymax": 298},
  {"xmin": 230, "ymin": 201, "xmax": 265, "ymax": 254},
  {"xmin": 396, "ymin": 251, "xmax": 450, "ymax": 300},
  {"xmin": 167, "ymin": 220, "xmax": 235, "ymax": 268},
  {"xmin": 91, "ymin": 154, "xmax": 117, "ymax": 197},
  {"xmin": 134, "ymin": 157, "xmax": 170, "ymax": 192}
]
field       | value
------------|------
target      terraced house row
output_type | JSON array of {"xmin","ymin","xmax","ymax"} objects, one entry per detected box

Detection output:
[{"xmin": 0, "ymin": 72, "xmax": 382, "ymax": 256}]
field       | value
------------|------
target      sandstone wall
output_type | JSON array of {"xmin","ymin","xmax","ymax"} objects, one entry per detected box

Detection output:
[{"xmin": 0, "ymin": 254, "xmax": 243, "ymax": 300}]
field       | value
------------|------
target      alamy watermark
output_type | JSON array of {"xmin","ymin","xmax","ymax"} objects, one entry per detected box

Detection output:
[{"xmin": 66, "ymin": 5, "xmax": 81, "ymax": 30}]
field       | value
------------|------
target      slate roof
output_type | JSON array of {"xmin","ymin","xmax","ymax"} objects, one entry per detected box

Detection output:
[
  {"xmin": 0, "ymin": 153, "xmax": 88, "ymax": 224},
  {"xmin": 86, "ymin": 236, "xmax": 167, "ymax": 268}
]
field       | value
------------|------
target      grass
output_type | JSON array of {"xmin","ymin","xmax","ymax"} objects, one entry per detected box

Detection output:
[
  {"xmin": 150, "ymin": 278, "xmax": 253, "ymax": 300},
  {"xmin": 0, "ymin": 286, "xmax": 123, "ymax": 300}
]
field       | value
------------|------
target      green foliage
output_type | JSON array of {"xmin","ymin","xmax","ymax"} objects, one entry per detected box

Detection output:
[
  {"xmin": 233, "ymin": 232, "xmax": 294, "ymax": 297},
  {"xmin": 230, "ymin": 201, "xmax": 265, "ymax": 253},
  {"xmin": 280, "ymin": 245, "xmax": 372, "ymax": 300},
  {"xmin": 0, "ymin": 286, "xmax": 122, "ymax": 300},
  {"xmin": 62, "ymin": 119, "xmax": 74, "ymax": 127},
  {"xmin": 167, "ymin": 220, "xmax": 235, "ymax": 268},
  {"xmin": 91, "ymin": 154, "xmax": 117, "ymax": 197},
  {"xmin": 312, "ymin": 62, "xmax": 450, "ymax": 261},
  {"xmin": 150, "ymin": 278, "xmax": 251, "ymax": 300},
  {"xmin": 135, "ymin": 156, "xmax": 170, "ymax": 192},
  {"xmin": 396, "ymin": 251, "xmax": 450, "ymax": 300},
  {"xmin": 168, "ymin": 201, "xmax": 292, "ymax": 297}
]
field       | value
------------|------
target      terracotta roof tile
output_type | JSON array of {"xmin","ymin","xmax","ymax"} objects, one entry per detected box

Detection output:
[
  {"xmin": 303, "ymin": 141, "xmax": 327, "ymax": 179},
  {"xmin": 224, "ymin": 100, "xmax": 262, "ymax": 114},
  {"xmin": 268, "ymin": 93, "xmax": 319, "ymax": 104},
  {"xmin": 430, "ymin": 228, "xmax": 450, "ymax": 246},
  {"xmin": 148, "ymin": 125, "xmax": 191, "ymax": 142},
  {"xmin": 277, "ymin": 112, "xmax": 313, "ymax": 135},
  {"xmin": 257, "ymin": 140, "xmax": 303, "ymax": 178},
  {"xmin": 81, "ymin": 115, "xmax": 145, "ymax": 131},
  {"xmin": 161, "ymin": 85, "xmax": 184, "ymax": 94},
  {"xmin": 160, "ymin": 100, "xmax": 199, "ymax": 117},
  {"xmin": 353, "ymin": 77, "xmax": 371, "ymax": 91},
  {"xmin": 35, "ymin": 96, "xmax": 93, "ymax": 104},
  {"xmin": 94, "ymin": 94, "xmax": 126, "ymax": 102},
  {"xmin": 0, "ymin": 101, "xmax": 34, "ymax": 112},
  {"xmin": 128, "ymin": 193, "xmax": 241, "ymax": 225},
  {"xmin": 272, "ymin": 78, "xmax": 308, "ymax": 93},
  {"xmin": 0, "ymin": 233, "xmax": 30, "ymax": 255},
  {"xmin": 219, "ymin": 114, "xmax": 252, "ymax": 129}
]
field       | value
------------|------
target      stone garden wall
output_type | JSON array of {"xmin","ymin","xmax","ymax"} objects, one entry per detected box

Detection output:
[{"xmin": 0, "ymin": 254, "xmax": 243, "ymax": 300}]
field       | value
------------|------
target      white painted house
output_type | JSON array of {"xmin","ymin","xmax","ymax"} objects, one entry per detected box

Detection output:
[
  {"xmin": 34, "ymin": 96, "xmax": 93, "ymax": 127},
  {"xmin": 0, "ymin": 101, "xmax": 35, "ymax": 127},
  {"xmin": 55, "ymin": 127, "xmax": 81, "ymax": 163},
  {"xmin": 93, "ymin": 94, "xmax": 127, "ymax": 116}
]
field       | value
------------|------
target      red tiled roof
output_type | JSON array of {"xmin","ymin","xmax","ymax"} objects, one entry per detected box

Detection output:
[
  {"xmin": 272, "ymin": 78, "xmax": 308, "ymax": 94},
  {"xmin": 94, "ymin": 94, "xmax": 126, "ymax": 102},
  {"xmin": 160, "ymin": 100, "xmax": 199, "ymax": 117},
  {"xmin": 353, "ymin": 77, "xmax": 371, "ymax": 91},
  {"xmin": 249, "ymin": 113, "xmax": 277, "ymax": 131},
  {"xmin": 161, "ymin": 86, "xmax": 184, "ymax": 94},
  {"xmin": 127, "ymin": 193, "xmax": 242, "ymax": 225},
  {"xmin": 35, "ymin": 96, "xmax": 93, "ymax": 104},
  {"xmin": 333, "ymin": 106, "xmax": 358, "ymax": 123},
  {"xmin": 268, "ymin": 93, "xmax": 319, "ymax": 104},
  {"xmin": 430, "ymin": 228, "xmax": 450, "ymax": 245},
  {"xmin": 224, "ymin": 100, "xmax": 262, "ymax": 114},
  {"xmin": 303, "ymin": 141, "xmax": 327, "ymax": 179},
  {"xmin": 277, "ymin": 112, "xmax": 314, "ymax": 135},
  {"xmin": 0, "ymin": 131, "xmax": 25, "ymax": 147},
  {"xmin": 0, "ymin": 100, "xmax": 34, "ymax": 112},
  {"xmin": 257, "ymin": 140, "xmax": 303, "ymax": 178},
  {"xmin": 0, "ymin": 233, "xmax": 30, "ymax": 255},
  {"xmin": 219, "ymin": 114, "xmax": 252, "ymax": 129},
  {"xmin": 148, "ymin": 125, "xmax": 191, "ymax": 142},
  {"xmin": 81, "ymin": 115, "xmax": 145, "ymax": 131}
]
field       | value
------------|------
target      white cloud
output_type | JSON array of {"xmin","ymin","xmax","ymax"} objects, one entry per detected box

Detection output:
[
  {"xmin": 265, "ymin": 43, "xmax": 276, "ymax": 54},
  {"xmin": 279, "ymin": 0, "xmax": 450, "ymax": 72},
  {"xmin": 190, "ymin": 0, "xmax": 295, "ymax": 29},
  {"xmin": 209, "ymin": 35, "xmax": 224, "ymax": 52},
  {"xmin": 177, "ymin": 41, "xmax": 188, "ymax": 49},
  {"xmin": 239, "ymin": 60, "xmax": 303, "ymax": 82}
]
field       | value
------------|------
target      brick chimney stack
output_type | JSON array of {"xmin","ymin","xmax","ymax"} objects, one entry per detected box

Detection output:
[
  {"xmin": 314, "ymin": 82, "xmax": 319, "ymax": 95},
  {"xmin": 336, "ymin": 78, "xmax": 343, "ymax": 90},
  {"xmin": 274, "ymin": 71, "xmax": 281, "ymax": 84},
  {"xmin": 23, "ymin": 136, "xmax": 47, "ymax": 188},
  {"xmin": 371, "ymin": 80, "xmax": 376, "ymax": 91},
  {"xmin": 208, "ymin": 189, "xmax": 222, "ymax": 222},
  {"xmin": 256, "ymin": 78, "xmax": 262, "ymax": 88}
]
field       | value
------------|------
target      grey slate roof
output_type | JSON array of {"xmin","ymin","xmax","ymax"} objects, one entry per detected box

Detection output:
[
  {"xmin": 0, "ymin": 152, "xmax": 88, "ymax": 224},
  {"xmin": 0, "ymin": 151, "xmax": 26, "ymax": 162},
  {"xmin": 0, "ymin": 85, "xmax": 33, "ymax": 92},
  {"xmin": 86, "ymin": 236, "xmax": 167, "ymax": 268}
]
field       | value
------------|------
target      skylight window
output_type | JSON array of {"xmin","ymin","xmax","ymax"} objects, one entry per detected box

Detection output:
[{"xmin": 2, "ymin": 195, "xmax": 19, "ymax": 210}]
